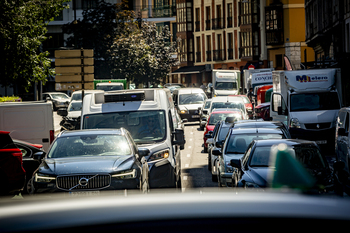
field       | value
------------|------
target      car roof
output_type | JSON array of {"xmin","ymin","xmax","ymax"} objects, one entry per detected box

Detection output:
[
  {"xmin": 211, "ymin": 96, "xmax": 242, "ymax": 102},
  {"xmin": 176, "ymin": 88, "xmax": 205, "ymax": 94},
  {"xmin": 254, "ymin": 139, "xmax": 317, "ymax": 147},
  {"xmin": 58, "ymin": 129, "xmax": 124, "ymax": 138},
  {"xmin": 234, "ymin": 120, "xmax": 285, "ymax": 127},
  {"xmin": 211, "ymin": 108, "xmax": 242, "ymax": 113},
  {"xmin": 229, "ymin": 128, "xmax": 284, "ymax": 135}
]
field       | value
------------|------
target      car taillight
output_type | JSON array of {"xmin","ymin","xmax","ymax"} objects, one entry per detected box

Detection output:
[
  {"xmin": 1, "ymin": 148, "xmax": 23, "ymax": 164},
  {"xmin": 50, "ymin": 130, "xmax": 54, "ymax": 144}
]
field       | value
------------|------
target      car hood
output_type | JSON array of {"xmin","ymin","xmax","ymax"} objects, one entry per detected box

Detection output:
[
  {"xmin": 67, "ymin": 111, "xmax": 81, "ymax": 119},
  {"xmin": 247, "ymin": 167, "xmax": 271, "ymax": 187},
  {"xmin": 179, "ymin": 104, "xmax": 203, "ymax": 111},
  {"xmin": 39, "ymin": 156, "xmax": 135, "ymax": 175}
]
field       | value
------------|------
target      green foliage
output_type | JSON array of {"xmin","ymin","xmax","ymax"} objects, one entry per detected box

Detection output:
[
  {"xmin": 0, "ymin": 0, "xmax": 68, "ymax": 91},
  {"xmin": 62, "ymin": 0, "xmax": 179, "ymax": 85},
  {"xmin": 62, "ymin": 0, "xmax": 137, "ymax": 79},
  {"xmin": 0, "ymin": 96, "xmax": 22, "ymax": 102}
]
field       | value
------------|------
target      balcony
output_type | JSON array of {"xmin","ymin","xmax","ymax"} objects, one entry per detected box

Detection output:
[
  {"xmin": 212, "ymin": 18, "xmax": 223, "ymax": 30},
  {"xmin": 205, "ymin": 20, "xmax": 211, "ymax": 30},
  {"xmin": 150, "ymin": 5, "xmax": 176, "ymax": 18},
  {"xmin": 206, "ymin": 51, "xmax": 212, "ymax": 61},
  {"xmin": 196, "ymin": 52, "xmax": 201, "ymax": 62},
  {"xmin": 213, "ymin": 50, "xmax": 224, "ymax": 61}
]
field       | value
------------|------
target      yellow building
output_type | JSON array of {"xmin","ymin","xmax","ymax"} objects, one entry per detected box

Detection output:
[{"xmin": 265, "ymin": 0, "xmax": 314, "ymax": 70}]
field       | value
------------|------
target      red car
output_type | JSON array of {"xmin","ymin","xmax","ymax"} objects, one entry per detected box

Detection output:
[
  {"xmin": 203, "ymin": 109, "xmax": 244, "ymax": 152},
  {"xmin": 254, "ymin": 102, "xmax": 272, "ymax": 121},
  {"xmin": 231, "ymin": 95, "xmax": 253, "ymax": 119},
  {"xmin": 0, "ymin": 131, "xmax": 26, "ymax": 196}
]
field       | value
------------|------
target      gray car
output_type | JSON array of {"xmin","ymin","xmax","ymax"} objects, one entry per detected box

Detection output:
[{"xmin": 42, "ymin": 92, "xmax": 70, "ymax": 110}]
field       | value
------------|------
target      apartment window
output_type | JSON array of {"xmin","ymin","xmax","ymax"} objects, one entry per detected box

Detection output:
[
  {"xmin": 177, "ymin": 2, "xmax": 187, "ymax": 32},
  {"xmin": 228, "ymin": 33, "xmax": 233, "ymax": 59},
  {"xmin": 82, "ymin": 0, "xmax": 98, "ymax": 10},
  {"xmin": 195, "ymin": 8, "xmax": 200, "ymax": 31},
  {"xmin": 206, "ymin": 6, "xmax": 211, "ymax": 30},
  {"xmin": 227, "ymin": 3, "xmax": 233, "ymax": 28},
  {"xmin": 206, "ymin": 35, "xmax": 212, "ymax": 61},
  {"xmin": 265, "ymin": 4, "xmax": 283, "ymax": 45},
  {"xmin": 214, "ymin": 34, "xmax": 223, "ymax": 61},
  {"xmin": 196, "ymin": 36, "xmax": 201, "ymax": 62},
  {"xmin": 213, "ymin": 5, "xmax": 222, "ymax": 29}
]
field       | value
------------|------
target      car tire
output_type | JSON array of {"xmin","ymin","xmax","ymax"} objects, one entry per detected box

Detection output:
[
  {"xmin": 208, "ymin": 155, "xmax": 211, "ymax": 171},
  {"xmin": 204, "ymin": 147, "xmax": 208, "ymax": 153},
  {"xmin": 212, "ymin": 174, "xmax": 218, "ymax": 182}
]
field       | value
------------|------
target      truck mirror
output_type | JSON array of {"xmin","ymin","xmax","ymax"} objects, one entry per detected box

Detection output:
[{"xmin": 172, "ymin": 128, "xmax": 186, "ymax": 149}]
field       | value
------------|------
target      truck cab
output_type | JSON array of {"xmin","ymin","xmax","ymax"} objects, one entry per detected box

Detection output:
[
  {"xmin": 270, "ymin": 69, "xmax": 342, "ymax": 153},
  {"xmin": 80, "ymin": 89, "xmax": 185, "ymax": 189}
]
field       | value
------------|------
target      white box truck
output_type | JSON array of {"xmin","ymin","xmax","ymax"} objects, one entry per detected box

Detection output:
[
  {"xmin": 211, "ymin": 70, "xmax": 241, "ymax": 97},
  {"xmin": 270, "ymin": 68, "xmax": 342, "ymax": 153},
  {"xmin": 0, "ymin": 101, "xmax": 55, "ymax": 151},
  {"xmin": 243, "ymin": 68, "xmax": 274, "ymax": 93}
]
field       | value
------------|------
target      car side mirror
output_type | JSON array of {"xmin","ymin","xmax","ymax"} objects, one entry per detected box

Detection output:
[
  {"xmin": 138, "ymin": 148, "xmax": 150, "ymax": 159},
  {"xmin": 230, "ymin": 159, "xmax": 241, "ymax": 168},
  {"xmin": 215, "ymin": 141, "xmax": 223, "ymax": 148},
  {"xmin": 338, "ymin": 128, "xmax": 347, "ymax": 137},
  {"xmin": 57, "ymin": 108, "xmax": 68, "ymax": 117},
  {"xmin": 33, "ymin": 151, "xmax": 46, "ymax": 161},
  {"xmin": 212, "ymin": 148, "xmax": 222, "ymax": 156}
]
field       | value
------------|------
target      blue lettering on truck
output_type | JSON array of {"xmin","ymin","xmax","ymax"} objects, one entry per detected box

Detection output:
[{"xmin": 296, "ymin": 75, "xmax": 329, "ymax": 83}]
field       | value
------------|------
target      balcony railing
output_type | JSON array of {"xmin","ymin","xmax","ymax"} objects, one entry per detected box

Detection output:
[
  {"xmin": 196, "ymin": 52, "xmax": 201, "ymax": 62},
  {"xmin": 151, "ymin": 5, "xmax": 176, "ymax": 18},
  {"xmin": 213, "ymin": 50, "xmax": 224, "ymax": 61},
  {"xmin": 205, "ymin": 20, "xmax": 211, "ymax": 30},
  {"xmin": 206, "ymin": 51, "xmax": 212, "ymax": 61},
  {"xmin": 212, "ymin": 18, "xmax": 223, "ymax": 30}
]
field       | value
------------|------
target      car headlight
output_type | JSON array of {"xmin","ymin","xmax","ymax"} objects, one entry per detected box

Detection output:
[
  {"xmin": 111, "ymin": 169, "xmax": 137, "ymax": 179},
  {"xmin": 35, "ymin": 173, "xmax": 56, "ymax": 183},
  {"xmin": 149, "ymin": 149, "xmax": 170, "ymax": 162},
  {"xmin": 290, "ymin": 118, "xmax": 301, "ymax": 128},
  {"xmin": 180, "ymin": 110, "xmax": 188, "ymax": 114}
]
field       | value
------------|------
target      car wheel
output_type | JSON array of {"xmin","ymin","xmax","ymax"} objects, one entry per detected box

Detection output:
[
  {"xmin": 204, "ymin": 146, "xmax": 208, "ymax": 153},
  {"xmin": 26, "ymin": 177, "xmax": 34, "ymax": 195}
]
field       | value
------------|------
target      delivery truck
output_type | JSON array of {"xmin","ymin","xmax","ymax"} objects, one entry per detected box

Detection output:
[
  {"xmin": 211, "ymin": 70, "xmax": 241, "ymax": 97},
  {"xmin": 270, "ymin": 68, "xmax": 342, "ymax": 153},
  {"xmin": 0, "ymin": 101, "xmax": 55, "ymax": 151},
  {"xmin": 243, "ymin": 68, "xmax": 274, "ymax": 93}
]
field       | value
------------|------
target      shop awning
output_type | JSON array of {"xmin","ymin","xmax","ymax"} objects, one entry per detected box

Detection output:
[{"xmin": 171, "ymin": 65, "xmax": 206, "ymax": 74}]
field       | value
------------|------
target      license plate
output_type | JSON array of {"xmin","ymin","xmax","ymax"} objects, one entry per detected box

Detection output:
[
  {"xmin": 69, "ymin": 191, "xmax": 100, "ymax": 196},
  {"xmin": 192, "ymin": 115, "xmax": 200, "ymax": 118},
  {"xmin": 315, "ymin": 140, "xmax": 327, "ymax": 144}
]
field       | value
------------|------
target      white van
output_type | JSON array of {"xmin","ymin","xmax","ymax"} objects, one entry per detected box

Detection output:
[
  {"xmin": 80, "ymin": 89, "xmax": 185, "ymax": 189},
  {"xmin": 335, "ymin": 107, "xmax": 350, "ymax": 173},
  {"xmin": 172, "ymin": 88, "xmax": 207, "ymax": 122},
  {"xmin": 0, "ymin": 101, "xmax": 54, "ymax": 151}
]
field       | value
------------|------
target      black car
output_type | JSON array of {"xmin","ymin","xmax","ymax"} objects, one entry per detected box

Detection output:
[
  {"xmin": 31, "ymin": 128, "xmax": 150, "ymax": 194},
  {"xmin": 230, "ymin": 139, "xmax": 334, "ymax": 192},
  {"xmin": 13, "ymin": 139, "xmax": 43, "ymax": 194},
  {"xmin": 0, "ymin": 131, "xmax": 26, "ymax": 196}
]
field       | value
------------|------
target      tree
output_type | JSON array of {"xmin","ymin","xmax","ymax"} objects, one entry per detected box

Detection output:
[
  {"xmin": 112, "ymin": 22, "xmax": 179, "ymax": 86},
  {"xmin": 0, "ymin": 0, "xmax": 68, "ymax": 91},
  {"xmin": 62, "ymin": 0, "xmax": 136, "ymax": 79}
]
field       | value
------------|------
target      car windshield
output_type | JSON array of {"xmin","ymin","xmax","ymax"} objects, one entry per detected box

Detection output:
[
  {"xmin": 208, "ymin": 113, "xmax": 242, "ymax": 125},
  {"xmin": 225, "ymin": 133, "xmax": 284, "ymax": 154},
  {"xmin": 179, "ymin": 93, "xmax": 206, "ymax": 105},
  {"xmin": 68, "ymin": 102, "xmax": 82, "ymax": 112},
  {"xmin": 249, "ymin": 145, "xmax": 326, "ymax": 169},
  {"xmin": 290, "ymin": 92, "xmax": 340, "ymax": 112},
  {"xmin": 215, "ymin": 82, "xmax": 237, "ymax": 90},
  {"xmin": 218, "ymin": 127, "xmax": 231, "ymax": 141},
  {"xmin": 82, "ymin": 110, "xmax": 166, "ymax": 144},
  {"xmin": 47, "ymin": 134, "xmax": 131, "ymax": 158},
  {"xmin": 51, "ymin": 93, "xmax": 69, "ymax": 100},
  {"xmin": 204, "ymin": 100, "xmax": 211, "ymax": 109},
  {"xmin": 96, "ymin": 85, "xmax": 123, "ymax": 91},
  {"xmin": 211, "ymin": 102, "xmax": 245, "ymax": 112}
]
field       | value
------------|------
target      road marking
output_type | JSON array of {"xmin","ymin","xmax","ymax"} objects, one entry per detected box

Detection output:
[
  {"xmin": 187, "ymin": 154, "xmax": 190, "ymax": 157},
  {"xmin": 183, "ymin": 176, "xmax": 188, "ymax": 180},
  {"xmin": 185, "ymin": 164, "xmax": 189, "ymax": 168},
  {"xmin": 188, "ymin": 146, "xmax": 192, "ymax": 149}
]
